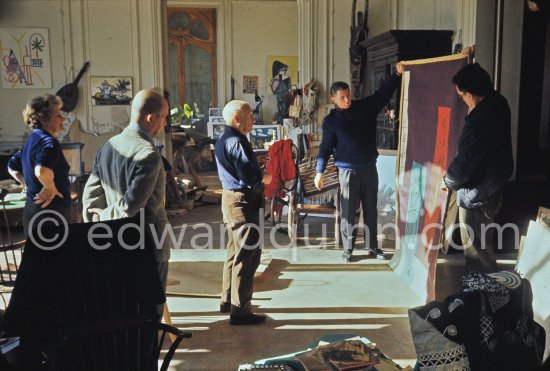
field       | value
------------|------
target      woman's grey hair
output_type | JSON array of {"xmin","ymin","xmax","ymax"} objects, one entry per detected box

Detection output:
[
  {"xmin": 22, "ymin": 94, "xmax": 63, "ymax": 130},
  {"xmin": 222, "ymin": 100, "xmax": 250, "ymax": 125}
]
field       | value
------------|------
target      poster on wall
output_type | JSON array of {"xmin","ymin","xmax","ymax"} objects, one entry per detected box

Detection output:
[
  {"xmin": 0, "ymin": 27, "xmax": 52, "ymax": 89},
  {"xmin": 390, "ymin": 54, "xmax": 468, "ymax": 302},
  {"xmin": 267, "ymin": 55, "xmax": 298, "ymax": 94},
  {"xmin": 243, "ymin": 75, "xmax": 258, "ymax": 94},
  {"xmin": 91, "ymin": 77, "xmax": 133, "ymax": 105}
]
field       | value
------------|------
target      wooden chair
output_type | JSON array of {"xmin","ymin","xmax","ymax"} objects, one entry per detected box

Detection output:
[
  {"xmin": 268, "ymin": 140, "xmax": 341, "ymax": 244},
  {"xmin": 0, "ymin": 190, "xmax": 24, "ymax": 309},
  {"xmin": 287, "ymin": 155, "xmax": 340, "ymax": 244},
  {"xmin": 40, "ymin": 317, "xmax": 189, "ymax": 371},
  {"xmin": 1, "ymin": 214, "xmax": 191, "ymax": 370}
]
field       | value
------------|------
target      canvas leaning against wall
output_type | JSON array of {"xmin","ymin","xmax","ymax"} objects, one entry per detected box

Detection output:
[
  {"xmin": 0, "ymin": 27, "xmax": 52, "ymax": 89},
  {"xmin": 377, "ymin": 150, "xmax": 397, "ymax": 241},
  {"xmin": 207, "ymin": 122, "xmax": 225, "ymax": 141},
  {"xmin": 248, "ymin": 125, "xmax": 281, "ymax": 151}
]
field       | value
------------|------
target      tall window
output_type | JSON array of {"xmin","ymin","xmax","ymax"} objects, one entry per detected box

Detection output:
[{"xmin": 167, "ymin": 8, "xmax": 217, "ymax": 126}]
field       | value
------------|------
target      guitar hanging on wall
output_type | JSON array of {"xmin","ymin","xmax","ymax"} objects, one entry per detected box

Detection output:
[{"xmin": 56, "ymin": 61, "xmax": 90, "ymax": 113}]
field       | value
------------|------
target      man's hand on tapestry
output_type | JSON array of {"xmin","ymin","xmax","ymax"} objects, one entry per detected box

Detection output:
[
  {"xmin": 462, "ymin": 46, "xmax": 475, "ymax": 64},
  {"xmin": 395, "ymin": 62, "xmax": 405, "ymax": 76}
]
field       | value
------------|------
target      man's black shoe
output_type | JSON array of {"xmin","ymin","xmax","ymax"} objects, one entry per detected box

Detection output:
[
  {"xmin": 367, "ymin": 248, "xmax": 386, "ymax": 260},
  {"xmin": 341, "ymin": 251, "xmax": 352, "ymax": 263},
  {"xmin": 220, "ymin": 302, "xmax": 231, "ymax": 313},
  {"xmin": 229, "ymin": 313, "xmax": 266, "ymax": 325}
]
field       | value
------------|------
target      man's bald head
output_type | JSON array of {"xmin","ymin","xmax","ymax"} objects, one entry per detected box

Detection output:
[
  {"xmin": 131, "ymin": 89, "xmax": 168, "ymax": 137},
  {"xmin": 131, "ymin": 89, "xmax": 165, "ymax": 125}
]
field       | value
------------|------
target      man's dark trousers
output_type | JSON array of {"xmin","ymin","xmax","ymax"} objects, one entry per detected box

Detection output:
[
  {"xmin": 338, "ymin": 163, "xmax": 378, "ymax": 253},
  {"xmin": 459, "ymin": 192, "xmax": 502, "ymax": 273}
]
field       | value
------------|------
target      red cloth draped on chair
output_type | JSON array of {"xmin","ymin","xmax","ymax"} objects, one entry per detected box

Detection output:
[{"xmin": 264, "ymin": 139, "xmax": 296, "ymax": 199}]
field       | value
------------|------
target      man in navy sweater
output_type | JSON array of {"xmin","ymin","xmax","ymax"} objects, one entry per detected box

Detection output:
[{"xmin": 315, "ymin": 62, "xmax": 404, "ymax": 262}]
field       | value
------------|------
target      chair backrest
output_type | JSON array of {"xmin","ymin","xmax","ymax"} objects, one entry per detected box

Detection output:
[
  {"xmin": 41, "ymin": 317, "xmax": 191, "ymax": 371},
  {"xmin": 2, "ymin": 214, "xmax": 171, "ymax": 370},
  {"xmin": 0, "ymin": 191, "xmax": 24, "ymax": 308},
  {"xmin": 298, "ymin": 155, "xmax": 339, "ymax": 198}
]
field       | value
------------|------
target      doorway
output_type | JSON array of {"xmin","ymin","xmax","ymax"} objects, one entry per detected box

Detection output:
[
  {"xmin": 517, "ymin": 2, "xmax": 549, "ymax": 180},
  {"xmin": 166, "ymin": 7, "xmax": 217, "ymax": 133}
]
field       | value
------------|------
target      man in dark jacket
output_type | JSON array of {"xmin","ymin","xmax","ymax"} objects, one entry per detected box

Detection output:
[
  {"xmin": 444, "ymin": 63, "xmax": 514, "ymax": 273},
  {"xmin": 315, "ymin": 62, "xmax": 404, "ymax": 262}
]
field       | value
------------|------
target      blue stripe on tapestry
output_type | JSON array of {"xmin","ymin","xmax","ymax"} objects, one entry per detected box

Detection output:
[{"xmin": 401, "ymin": 161, "xmax": 427, "ymax": 282}]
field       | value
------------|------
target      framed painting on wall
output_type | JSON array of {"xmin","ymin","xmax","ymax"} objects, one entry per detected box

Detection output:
[
  {"xmin": 0, "ymin": 27, "xmax": 52, "ymax": 89},
  {"xmin": 91, "ymin": 77, "xmax": 133, "ymax": 105},
  {"xmin": 248, "ymin": 125, "xmax": 281, "ymax": 151},
  {"xmin": 243, "ymin": 75, "xmax": 258, "ymax": 94},
  {"xmin": 267, "ymin": 56, "xmax": 298, "ymax": 94}
]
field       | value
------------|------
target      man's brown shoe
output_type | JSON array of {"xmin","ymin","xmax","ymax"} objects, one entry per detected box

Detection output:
[{"xmin": 229, "ymin": 313, "xmax": 266, "ymax": 325}]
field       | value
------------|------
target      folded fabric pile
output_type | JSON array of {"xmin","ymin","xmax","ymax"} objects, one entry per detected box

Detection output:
[{"xmin": 409, "ymin": 271, "xmax": 545, "ymax": 370}]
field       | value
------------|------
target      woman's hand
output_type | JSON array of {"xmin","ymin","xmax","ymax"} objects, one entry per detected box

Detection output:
[
  {"xmin": 34, "ymin": 185, "xmax": 63, "ymax": 208},
  {"xmin": 34, "ymin": 165, "xmax": 63, "ymax": 208}
]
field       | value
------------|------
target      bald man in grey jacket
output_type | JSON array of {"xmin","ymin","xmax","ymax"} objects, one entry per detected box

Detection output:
[{"xmin": 82, "ymin": 89, "xmax": 173, "ymax": 295}]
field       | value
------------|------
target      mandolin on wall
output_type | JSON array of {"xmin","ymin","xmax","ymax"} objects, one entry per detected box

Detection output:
[{"xmin": 56, "ymin": 61, "xmax": 90, "ymax": 113}]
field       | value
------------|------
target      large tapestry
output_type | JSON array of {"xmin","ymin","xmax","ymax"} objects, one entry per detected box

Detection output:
[{"xmin": 390, "ymin": 54, "xmax": 469, "ymax": 302}]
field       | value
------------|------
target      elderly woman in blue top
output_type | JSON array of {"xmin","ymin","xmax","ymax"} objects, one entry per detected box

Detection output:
[{"xmin": 7, "ymin": 94, "xmax": 71, "ymax": 238}]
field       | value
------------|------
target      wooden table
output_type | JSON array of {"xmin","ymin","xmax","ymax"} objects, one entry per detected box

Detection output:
[{"xmin": 0, "ymin": 201, "xmax": 24, "ymax": 228}]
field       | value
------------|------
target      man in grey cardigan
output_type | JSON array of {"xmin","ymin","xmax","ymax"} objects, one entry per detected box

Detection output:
[{"xmin": 82, "ymin": 89, "xmax": 173, "ymax": 294}]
